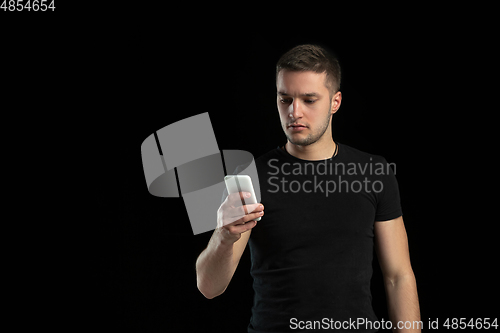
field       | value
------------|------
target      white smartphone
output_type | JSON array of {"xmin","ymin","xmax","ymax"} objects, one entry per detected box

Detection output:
[{"xmin": 224, "ymin": 175, "xmax": 261, "ymax": 221}]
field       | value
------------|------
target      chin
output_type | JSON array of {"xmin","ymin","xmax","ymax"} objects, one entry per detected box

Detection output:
[{"xmin": 287, "ymin": 135, "xmax": 317, "ymax": 147}]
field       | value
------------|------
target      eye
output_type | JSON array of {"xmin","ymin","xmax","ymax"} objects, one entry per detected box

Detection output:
[
  {"xmin": 280, "ymin": 98, "xmax": 292, "ymax": 104},
  {"xmin": 304, "ymin": 99, "xmax": 316, "ymax": 104}
]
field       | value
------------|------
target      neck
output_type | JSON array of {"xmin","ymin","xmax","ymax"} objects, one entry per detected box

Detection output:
[{"xmin": 285, "ymin": 135, "xmax": 337, "ymax": 161}]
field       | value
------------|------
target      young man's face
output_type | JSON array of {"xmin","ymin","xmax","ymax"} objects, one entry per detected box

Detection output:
[{"xmin": 276, "ymin": 70, "xmax": 341, "ymax": 147}]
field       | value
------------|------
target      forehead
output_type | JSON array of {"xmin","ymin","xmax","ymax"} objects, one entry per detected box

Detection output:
[{"xmin": 276, "ymin": 70, "xmax": 328, "ymax": 95}]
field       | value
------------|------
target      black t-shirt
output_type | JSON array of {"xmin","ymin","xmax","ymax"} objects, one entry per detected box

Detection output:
[{"xmin": 247, "ymin": 143, "xmax": 402, "ymax": 333}]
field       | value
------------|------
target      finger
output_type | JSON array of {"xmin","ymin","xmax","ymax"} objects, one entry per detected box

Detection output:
[
  {"xmin": 229, "ymin": 219, "xmax": 259, "ymax": 234},
  {"xmin": 226, "ymin": 191, "xmax": 251, "ymax": 206},
  {"xmin": 223, "ymin": 209, "xmax": 264, "ymax": 227},
  {"xmin": 225, "ymin": 203, "xmax": 263, "ymax": 224},
  {"xmin": 240, "ymin": 210, "xmax": 264, "ymax": 224},
  {"xmin": 221, "ymin": 207, "xmax": 244, "ymax": 227},
  {"xmin": 246, "ymin": 203, "xmax": 264, "ymax": 213},
  {"xmin": 239, "ymin": 203, "xmax": 263, "ymax": 215}
]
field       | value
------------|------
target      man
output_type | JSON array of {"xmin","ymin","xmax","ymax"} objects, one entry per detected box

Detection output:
[{"xmin": 196, "ymin": 44, "xmax": 420, "ymax": 332}]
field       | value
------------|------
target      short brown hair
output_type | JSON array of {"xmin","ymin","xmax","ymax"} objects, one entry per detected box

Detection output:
[{"xmin": 276, "ymin": 44, "xmax": 341, "ymax": 95}]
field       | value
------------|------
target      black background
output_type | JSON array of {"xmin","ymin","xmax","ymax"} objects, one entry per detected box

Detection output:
[
  {"xmin": 91, "ymin": 19, "xmax": 497, "ymax": 333},
  {"xmin": 89, "ymin": 28, "xmax": 497, "ymax": 331},
  {"xmin": 2, "ymin": 5, "xmax": 496, "ymax": 332}
]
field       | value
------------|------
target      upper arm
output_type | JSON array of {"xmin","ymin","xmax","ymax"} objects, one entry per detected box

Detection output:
[{"xmin": 374, "ymin": 216, "xmax": 414, "ymax": 282}]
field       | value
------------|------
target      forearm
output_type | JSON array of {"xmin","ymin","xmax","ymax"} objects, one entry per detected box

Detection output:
[
  {"xmin": 196, "ymin": 231, "xmax": 236, "ymax": 299},
  {"xmin": 385, "ymin": 271, "xmax": 421, "ymax": 332}
]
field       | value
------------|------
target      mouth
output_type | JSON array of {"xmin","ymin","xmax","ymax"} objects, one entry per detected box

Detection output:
[{"xmin": 287, "ymin": 123, "xmax": 308, "ymax": 131}]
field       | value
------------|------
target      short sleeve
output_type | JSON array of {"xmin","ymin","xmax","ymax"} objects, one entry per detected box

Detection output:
[{"xmin": 374, "ymin": 158, "xmax": 402, "ymax": 222}]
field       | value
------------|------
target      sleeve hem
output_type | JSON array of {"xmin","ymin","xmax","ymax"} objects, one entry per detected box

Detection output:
[{"xmin": 374, "ymin": 210, "xmax": 402, "ymax": 222}]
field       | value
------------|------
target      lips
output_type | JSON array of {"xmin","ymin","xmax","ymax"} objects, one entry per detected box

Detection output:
[
  {"xmin": 288, "ymin": 124, "xmax": 307, "ymax": 127},
  {"xmin": 287, "ymin": 123, "xmax": 307, "ymax": 129}
]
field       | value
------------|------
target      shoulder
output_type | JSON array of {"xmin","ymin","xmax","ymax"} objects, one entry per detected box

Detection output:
[
  {"xmin": 254, "ymin": 147, "xmax": 282, "ymax": 165},
  {"xmin": 339, "ymin": 143, "xmax": 387, "ymax": 164}
]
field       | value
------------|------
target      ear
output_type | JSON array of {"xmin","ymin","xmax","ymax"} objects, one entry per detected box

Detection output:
[{"xmin": 330, "ymin": 91, "xmax": 342, "ymax": 114}]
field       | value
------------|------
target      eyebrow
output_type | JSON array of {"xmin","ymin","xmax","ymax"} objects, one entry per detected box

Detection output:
[{"xmin": 277, "ymin": 91, "xmax": 320, "ymax": 97}]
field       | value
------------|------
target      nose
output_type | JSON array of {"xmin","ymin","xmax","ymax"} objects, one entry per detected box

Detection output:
[{"xmin": 289, "ymin": 99, "xmax": 303, "ymax": 119}]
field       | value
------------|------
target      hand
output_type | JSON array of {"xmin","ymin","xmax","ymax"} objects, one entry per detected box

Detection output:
[{"xmin": 216, "ymin": 192, "xmax": 264, "ymax": 244}]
